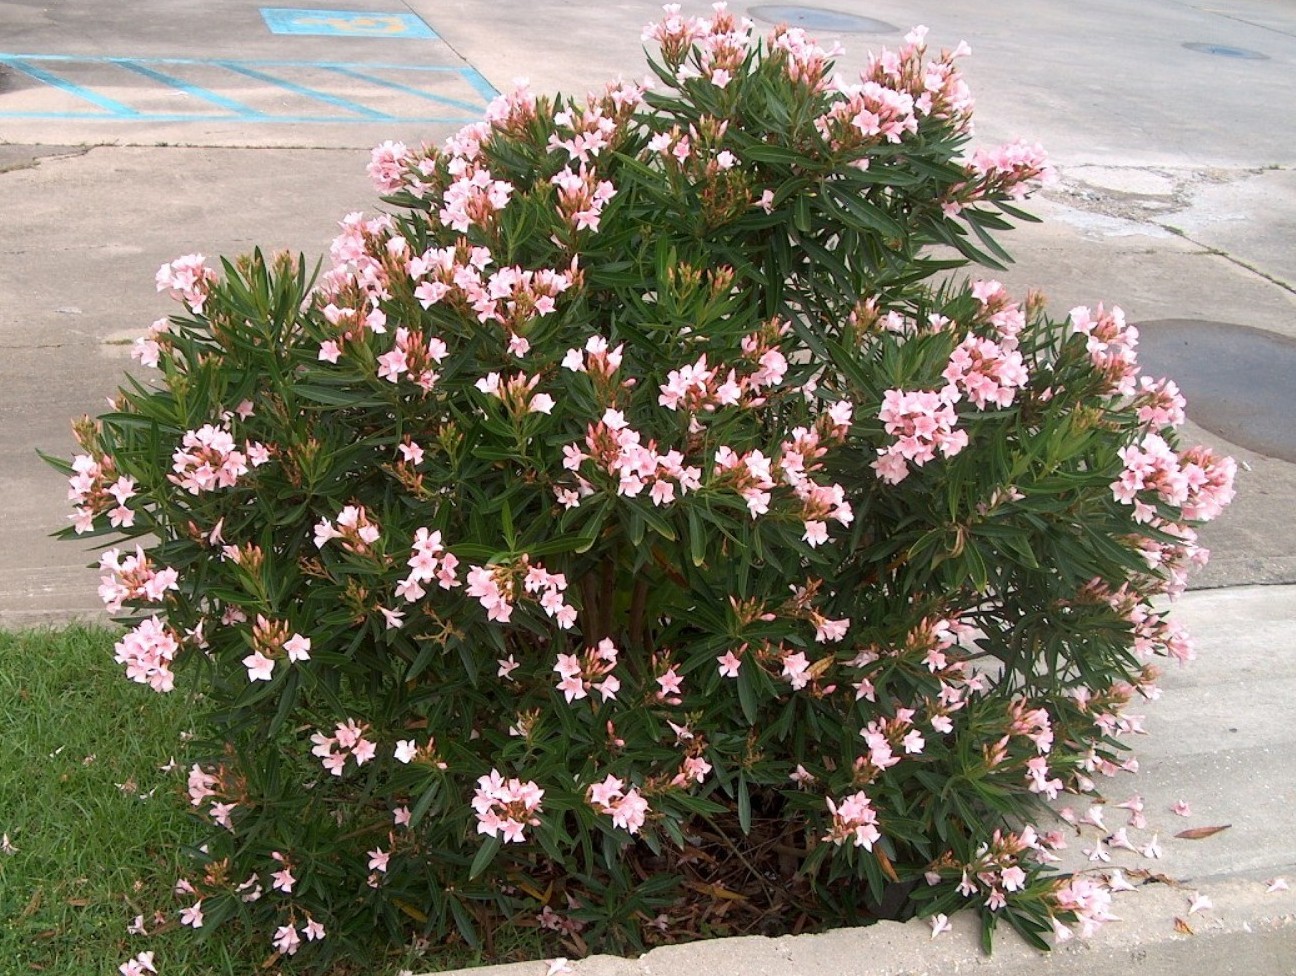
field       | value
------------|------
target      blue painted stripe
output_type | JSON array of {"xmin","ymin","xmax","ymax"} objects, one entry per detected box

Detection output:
[
  {"xmin": 5, "ymin": 58, "xmax": 139, "ymax": 116},
  {"xmin": 213, "ymin": 61, "xmax": 394, "ymax": 119},
  {"xmin": 3, "ymin": 53, "xmax": 492, "ymax": 77},
  {"xmin": 323, "ymin": 64, "xmax": 486, "ymax": 114},
  {"xmin": 460, "ymin": 67, "xmax": 500, "ymax": 103},
  {"xmin": 110, "ymin": 59, "xmax": 267, "ymax": 118},
  {"xmin": 0, "ymin": 110, "xmax": 483, "ymax": 124},
  {"xmin": 0, "ymin": 53, "xmax": 495, "ymax": 123}
]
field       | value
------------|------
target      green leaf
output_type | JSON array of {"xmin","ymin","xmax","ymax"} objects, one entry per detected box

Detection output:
[{"xmin": 468, "ymin": 836, "xmax": 501, "ymax": 880}]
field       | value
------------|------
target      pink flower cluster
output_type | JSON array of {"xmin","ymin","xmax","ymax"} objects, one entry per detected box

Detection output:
[
  {"xmin": 686, "ymin": 2, "xmax": 751, "ymax": 88},
  {"xmin": 114, "ymin": 616, "xmax": 181, "ymax": 693},
  {"xmin": 954, "ymin": 827, "xmax": 1054, "ymax": 913},
  {"xmin": 310, "ymin": 719, "xmax": 377, "ymax": 776},
  {"xmin": 551, "ymin": 165, "xmax": 617, "ymax": 233},
  {"xmin": 68, "ymin": 451, "xmax": 136, "ymax": 532},
  {"xmin": 586, "ymin": 773, "xmax": 650, "ymax": 834},
  {"xmin": 554, "ymin": 638, "xmax": 621, "ymax": 703},
  {"xmin": 156, "ymin": 253, "xmax": 217, "ymax": 314},
  {"xmin": 367, "ymin": 139, "xmax": 413, "ymax": 194},
  {"xmin": 439, "ymin": 163, "xmax": 513, "ymax": 234},
  {"xmin": 99, "ymin": 546, "xmax": 179, "ymax": 613},
  {"xmin": 824, "ymin": 790, "xmax": 881, "ymax": 849},
  {"xmin": 240, "ymin": 615, "xmax": 311, "ymax": 683},
  {"xmin": 473, "ymin": 769, "xmax": 544, "ymax": 842},
  {"xmin": 130, "ymin": 317, "xmax": 170, "ymax": 369},
  {"xmin": 769, "ymin": 26, "xmax": 841, "ymax": 93},
  {"xmin": 314, "ymin": 504, "xmax": 382, "ymax": 554},
  {"xmin": 1069, "ymin": 304, "xmax": 1139, "ymax": 395},
  {"xmin": 186, "ymin": 763, "xmax": 244, "ymax": 831},
  {"xmin": 396, "ymin": 527, "xmax": 461, "ymax": 602},
  {"xmin": 815, "ymin": 81, "xmax": 918, "ymax": 158},
  {"xmin": 943, "ymin": 139, "xmax": 1053, "ymax": 215},
  {"xmin": 970, "ymin": 280, "xmax": 1026, "ymax": 346},
  {"xmin": 942, "ymin": 334, "xmax": 1029, "ymax": 408},
  {"xmin": 170, "ymin": 424, "xmax": 263, "ymax": 495},
  {"xmin": 475, "ymin": 370, "xmax": 555, "ymax": 415},
  {"xmin": 273, "ymin": 916, "xmax": 326, "ymax": 956},
  {"xmin": 548, "ymin": 101, "xmax": 617, "ymax": 163},
  {"xmin": 860, "ymin": 708, "xmax": 925, "ymax": 774},
  {"xmin": 642, "ymin": 3, "xmax": 708, "ymax": 64},
  {"xmin": 1112, "ymin": 434, "xmax": 1235, "ymax": 524},
  {"xmin": 864, "ymin": 26, "xmax": 974, "ymax": 128},
  {"xmin": 1177, "ymin": 446, "xmax": 1237, "ymax": 522},
  {"xmin": 969, "ymin": 139, "xmax": 1055, "ymax": 200},
  {"xmin": 466, "ymin": 559, "xmax": 576, "ymax": 628},
  {"xmin": 376, "ymin": 326, "xmax": 448, "ymax": 389},
  {"xmin": 1134, "ymin": 375, "xmax": 1186, "ymax": 429},
  {"xmin": 872, "ymin": 389, "xmax": 968, "ymax": 484},
  {"xmin": 566, "ymin": 411, "xmax": 703, "ymax": 507}
]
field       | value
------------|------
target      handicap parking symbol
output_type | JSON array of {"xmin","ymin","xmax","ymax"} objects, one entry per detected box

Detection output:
[{"xmin": 260, "ymin": 8, "xmax": 439, "ymax": 38}]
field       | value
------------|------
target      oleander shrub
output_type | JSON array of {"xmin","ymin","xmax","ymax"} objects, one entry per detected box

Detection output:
[{"xmin": 49, "ymin": 6, "xmax": 1235, "ymax": 970}]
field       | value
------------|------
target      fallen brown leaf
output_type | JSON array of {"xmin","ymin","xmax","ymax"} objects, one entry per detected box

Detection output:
[
  {"xmin": 1173, "ymin": 916, "xmax": 1195, "ymax": 935},
  {"xmin": 1175, "ymin": 824, "xmax": 1231, "ymax": 840},
  {"xmin": 18, "ymin": 888, "xmax": 42, "ymax": 920},
  {"xmin": 874, "ymin": 848, "xmax": 899, "ymax": 883}
]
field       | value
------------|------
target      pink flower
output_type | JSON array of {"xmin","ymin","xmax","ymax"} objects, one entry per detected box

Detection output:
[
  {"xmin": 716, "ymin": 650, "xmax": 742, "ymax": 678},
  {"xmin": 473, "ymin": 770, "xmax": 544, "ymax": 843},
  {"xmin": 367, "ymin": 847, "xmax": 391, "ymax": 872},
  {"xmin": 242, "ymin": 650, "xmax": 275, "ymax": 682},
  {"xmin": 119, "ymin": 952, "xmax": 157, "ymax": 976},
  {"xmin": 825, "ymin": 790, "xmax": 881, "ymax": 849},
  {"xmin": 656, "ymin": 666, "xmax": 684, "ymax": 701},
  {"xmin": 284, "ymin": 634, "xmax": 311, "ymax": 663},
  {"xmin": 179, "ymin": 899, "xmax": 204, "ymax": 928},
  {"xmin": 302, "ymin": 916, "xmax": 326, "ymax": 942},
  {"xmin": 271, "ymin": 866, "xmax": 296, "ymax": 893},
  {"xmin": 1171, "ymin": 799, "xmax": 1192, "ymax": 817},
  {"xmin": 781, "ymin": 651, "xmax": 812, "ymax": 690},
  {"xmin": 273, "ymin": 923, "xmax": 302, "ymax": 956}
]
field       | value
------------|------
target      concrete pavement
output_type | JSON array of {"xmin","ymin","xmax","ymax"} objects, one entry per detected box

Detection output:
[{"xmin": 1, "ymin": 0, "xmax": 1293, "ymax": 971}]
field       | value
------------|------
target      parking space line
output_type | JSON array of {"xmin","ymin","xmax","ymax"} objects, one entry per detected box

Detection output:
[
  {"xmin": 4, "ymin": 57, "xmax": 140, "ymax": 116},
  {"xmin": 323, "ymin": 64, "xmax": 485, "ymax": 115},
  {"xmin": 213, "ymin": 60, "xmax": 395, "ymax": 119},
  {"xmin": 111, "ymin": 59, "xmax": 267, "ymax": 118},
  {"xmin": 0, "ymin": 54, "xmax": 499, "ymax": 123}
]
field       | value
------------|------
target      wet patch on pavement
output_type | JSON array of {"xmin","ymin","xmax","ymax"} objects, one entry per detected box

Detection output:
[{"xmin": 1135, "ymin": 319, "xmax": 1296, "ymax": 462}]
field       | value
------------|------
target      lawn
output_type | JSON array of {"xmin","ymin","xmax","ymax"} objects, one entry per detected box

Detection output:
[{"xmin": 0, "ymin": 624, "xmax": 506, "ymax": 976}]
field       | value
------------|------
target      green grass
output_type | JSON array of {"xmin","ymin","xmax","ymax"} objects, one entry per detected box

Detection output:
[{"xmin": 0, "ymin": 625, "xmax": 528, "ymax": 976}]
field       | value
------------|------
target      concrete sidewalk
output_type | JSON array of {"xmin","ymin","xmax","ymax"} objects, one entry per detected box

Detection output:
[{"xmin": 1, "ymin": 0, "xmax": 1294, "ymax": 972}]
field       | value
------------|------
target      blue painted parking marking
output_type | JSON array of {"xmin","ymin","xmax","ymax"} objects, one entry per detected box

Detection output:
[
  {"xmin": 260, "ymin": 8, "xmax": 438, "ymax": 38},
  {"xmin": 0, "ymin": 54, "xmax": 497, "ymax": 123},
  {"xmin": 3, "ymin": 57, "xmax": 142, "ymax": 116},
  {"xmin": 216, "ymin": 60, "xmax": 393, "ymax": 119}
]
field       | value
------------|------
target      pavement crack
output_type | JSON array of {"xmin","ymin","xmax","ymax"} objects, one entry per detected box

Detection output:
[
  {"xmin": 1192, "ymin": 6, "xmax": 1296, "ymax": 40},
  {"xmin": 1160, "ymin": 226, "xmax": 1296, "ymax": 296},
  {"xmin": 0, "ymin": 145, "xmax": 94, "ymax": 176}
]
